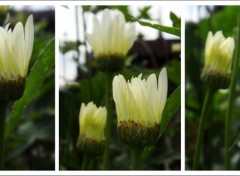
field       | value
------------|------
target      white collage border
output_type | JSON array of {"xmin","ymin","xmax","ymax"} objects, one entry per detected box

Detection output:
[{"xmin": 0, "ymin": 0, "xmax": 240, "ymax": 175}]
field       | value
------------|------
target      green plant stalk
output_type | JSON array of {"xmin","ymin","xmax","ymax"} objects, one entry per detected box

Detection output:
[
  {"xmin": 225, "ymin": 17, "xmax": 240, "ymax": 170},
  {"xmin": 81, "ymin": 155, "xmax": 91, "ymax": 170},
  {"xmin": 103, "ymin": 72, "xmax": 112, "ymax": 169},
  {"xmin": 192, "ymin": 88, "xmax": 215, "ymax": 170},
  {"xmin": 0, "ymin": 101, "xmax": 8, "ymax": 170},
  {"xmin": 130, "ymin": 146, "xmax": 144, "ymax": 170}
]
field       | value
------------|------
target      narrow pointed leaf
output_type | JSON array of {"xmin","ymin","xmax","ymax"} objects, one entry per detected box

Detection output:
[
  {"xmin": 132, "ymin": 17, "xmax": 180, "ymax": 37},
  {"xmin": 159, "ymin": 86, "xmax": 180, "ymax": 138}
]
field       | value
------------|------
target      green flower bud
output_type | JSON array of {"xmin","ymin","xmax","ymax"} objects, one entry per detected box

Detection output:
[
  {"xmin": 76, "ymin": 102, "xmax": 107, "ymax": 156},
  {"xmin": 201, "ymin": 31, "xmax": 235, "ymax": 90}
]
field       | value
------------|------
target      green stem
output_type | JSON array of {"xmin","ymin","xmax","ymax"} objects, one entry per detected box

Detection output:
[
  {"xmin": 0, "ymin": 101, "xmax": 8, "ymax": 170},
  {"xmin": 130, "ymin": 146, "xmax": 144, "ymax": 170},
  {"xmin": 103, "ymin": 72, "xmax": 112, "ymax": 170},
  {"xmin": 192, "ymin": 88, "xmax": 215, "ymax": 170},
  {"xmin": 225, "ymin": 16, "xmax": 240, "ymax": 170},
  {"xmin": 81, "ymin": 155, "xmax": 91, "ymax": 170}
]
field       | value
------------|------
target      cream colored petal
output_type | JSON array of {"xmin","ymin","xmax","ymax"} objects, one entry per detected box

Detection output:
[
  {"xmin": 79, "ymin": 103, "xmax": 86, "ymax": 125},
  {"xmin": 86, "ymin": 9, "xmax": 135, "ymax": 57},
  {"xmin": 24, "ymin": 15, "xmax": 34, "ymax": 75},
  {"xmin": 146, "ymin": 73, "xmax": 158, "ymax": 123},
  {"xmin": 113, "ymin": 75, "xmax": 129, "ymax": 122},
  {"xmin": 100, "ymin": 107, "xmax": 107, "ymax": 125},
  {"xmin": 113, "ymin": 12, "xmax": 124, "ymax": 54},
  {"xmin": 12, "ymin": 22, "xmax": 25, "ymax": 77},
  {"xmin": 79, "ymin": 101, "xmax": 107, "ymax": 140},
  {"xmin": 130, "ymin": 77, "xmax": 147, "ymax": 123},
  {"xmin": 86, "ymin": 33, "xmax": 97, "ymax": 54},
  {"xmin": 158, "ymin": 67, "xmax": 168, "ymax": 122},
  {"xmin": 110, "ymin": 12, "xmax": 119, "ymax": 54},
  {"xmin": 205, "ymin": 31, "xmax": 213, "ymax": 62},
  {"xmin": 212, "ymin": 31, "xmax": 224, "ymax": 54},
  {"xmin": 4, "ymin": 23, "xmax": 10, "ymax": 31},
  {"xmin": 91, "ymin": 15, "xmax": 102, "ymax": 55},
  {"xmin": 122, "ymin": 23, "xmax": 135, "ymax": 55},
  {"xmin": 220, "ymin": 37, "xmax": 235, "ymax": 59},
  {"xmin": 100, "ymin": 9, "xmax": 111, "ymax": 54},
  {"xmin": 0, "ymin": 30, "xmax": 5, "ymax": 75}
]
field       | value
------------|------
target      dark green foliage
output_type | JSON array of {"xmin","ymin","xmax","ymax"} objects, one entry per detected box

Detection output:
[
  {"xmin": 137, "ymin": 6, "xmax": 152, "ymax": 20},
  {"xmin": 170, "ymin": 11, "xmax": 181, "ymax": 28}
]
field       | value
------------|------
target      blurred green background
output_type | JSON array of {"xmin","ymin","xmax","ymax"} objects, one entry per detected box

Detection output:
[
  {"xmin": 1, "ymin": 6, "xmax": 55, "ymax": 170},
  {"xmin": 59, "ymin": 5, "xmax": 180, "ymax": 170},
  {"xmin": 185, "ymin": 6, "xmax": 240, "ymax": 170}
]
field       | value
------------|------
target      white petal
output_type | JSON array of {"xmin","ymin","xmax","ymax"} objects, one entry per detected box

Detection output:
[
  {"xmin": 122, "ymin": 23, "xmax": 135, "ymax": 55},
  {"xmin": 158, "ymin": 67, "xmax": 168, "ymax": 121},
  {"xmin": 86, "ymin": 9, "xmax": 135, "ymax": 57},
  {"xmin": 12, "ymin": 22, "xmax": 25, "ymax": 76},
  {"xmin": 24, "ymin": 15, "xmax": 34, "ymax": 75},
  {"xmin": 113, "ymin": 75, "xmax": 128, "ymax": 122},
  {"xmin": 205, "ymin": 31, "xmax": 213, "ymax": 60},
  {"xmin": 146, "ymin": 74, "xmax": 158, "ymax": 123}
]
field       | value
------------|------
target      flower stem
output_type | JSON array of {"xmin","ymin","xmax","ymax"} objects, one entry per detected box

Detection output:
[
  {"xmin": 130, "ymin": 146, "xmax": 144, "ymax": 170},
  {"xmin": 103, "ymin": 72, "xmax": 112, "ymax": 169},
  {"xmin": 192, "ymin": 88, "xmax": 215, "ymax": 170},
  {"xmin": 225, "ymin": 16, "xmax": 240, "ymax": 170},
  {"xmin": 0, "ymin": 101, "xmax": 8, "ymax": 170},
  {"xmin": 81, "ymin": 155, "xmax": 91, "ymax": 170}
]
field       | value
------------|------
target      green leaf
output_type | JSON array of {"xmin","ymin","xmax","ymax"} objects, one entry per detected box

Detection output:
[
  {"xmin": 5, "ymin": 38, "xmax": 55, "ymax": 140},
  {"xmin": 170, "ymin": 11, "xmax": 181, "ymax": 28},
  {"xmin": 82, "ymin": 5, "xmax": 90, "ymax": 12},
  {"xmin": 159, "ymin": 86, "xmax": 181, "ymax": 138},
  {"xmin": 59, "ymin": 40, "xmax": 77, "ymax": 54},
  {"xmin": 132, "ymin": 17, "xmax": 180, "ymax": 37},
  {"xmin": 167, "ymin": 60, "xmax": 181, "ymax": 86},
  {"xmin": 137, "ymin": 6, "xmax": 152, "ymax": 20}
]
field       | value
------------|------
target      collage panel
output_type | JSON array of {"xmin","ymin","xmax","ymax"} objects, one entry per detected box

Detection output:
[
  {"xmin": 185, "ymin": 5, "xmax": 240, "ymax": 170},
  {"xmin": 0, "ymin": 5, "xmax": 55, "ymax": 170},
  {"xmin": 59, "ymin": 5, "xmax": 181, "ymax": 170},
  {"xmin": 1, "ymin": 1, "xmax": 239, "ymax": 174}
]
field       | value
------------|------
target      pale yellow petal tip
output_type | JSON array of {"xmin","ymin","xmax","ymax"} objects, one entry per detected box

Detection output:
[
  {"xmin": 79, "ymin": 102, "xmax": 107, "ymax": 141},
  {"xmin": 202, "ymin": 30, "xmax": 234, "ymax": 89},
  {"xmin": 159, "ymin": 67, "xmax": 168, "ymax": 85},
  {"xmin": 27, "ymin": 15, "xmax": 33, "ymax": 23},
  {"xmin": 204, "ymin": 30, "xmax": 235, "ymax": 74},
  {"xmin": 25, "ymin": 15, "xmax": 34, "ymax": 31},
  {"xmin": 160, "ymin": 67, "xmax": 167, "ymax": 76}
]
